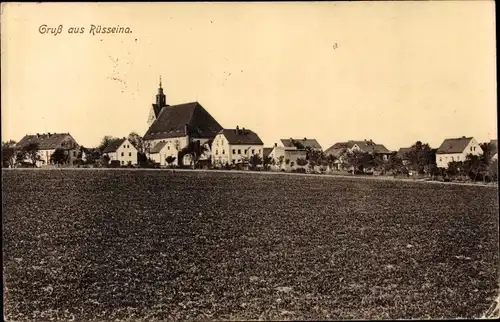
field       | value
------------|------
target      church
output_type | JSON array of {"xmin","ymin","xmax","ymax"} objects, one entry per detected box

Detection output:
[{"xmin": 143, "ymin": 78, "xmax": 224, "ymax": 166}]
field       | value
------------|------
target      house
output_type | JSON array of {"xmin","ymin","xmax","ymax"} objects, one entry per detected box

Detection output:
[
  {"xmin": 211, "ymin": 126, "xmax": 264, "ymax": 167},
  {"xmin": 324, "ymin": 139, "xmax": 393, "ymax": 170},
  {"xmin": 396, "ymin": 147, "xmax": 413, "ymax": 165},
  {"xmin": 144, "ymin": 79, "xmax": 223, "ymax": 166},
  {"xmin": 103, "ymin": 138, "xmax": 138, "ymax": 166},
  {"xmin": 268, "ymin": 143, "xmax": 308, "ymax": 171},
  {"xmin": 279, "ymin": 138, "xmax": 322, "ymax": 151},
  {"xmin": 15, "ymin": 132, "xmax": 80, "ymax": 167},
  {"xmin": 435, "ymin": 136, "xmax": 483, "ymax": 168}
]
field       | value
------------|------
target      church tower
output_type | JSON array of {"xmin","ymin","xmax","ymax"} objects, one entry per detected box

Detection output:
[{"xmin": 147, "ymin": 76, "xmax": 168, "ymax": 128}]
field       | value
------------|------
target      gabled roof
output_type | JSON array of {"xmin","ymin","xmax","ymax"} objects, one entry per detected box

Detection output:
[
  {"xmin": 325, "ymin": 140, "xmax": 392, "ymax": 155},
  {"xmin": 263, "ymin": 147, "xmax": 273, "ymax": 158},
  {"xmin": 149, "ymin": 141, "xmax": 168, "ymax": 154},
  {"xmin": 16, "ymin": 133, "xmax": 78, "ymax": 150},
  {"xmin": 144, "ymin": 102, "xmax": 223, "ymax": 141},
  {"xmin": 103, "ymin": 138, "xmax": 127, "ymax": 153},
  {"xmin": 436, "ymin": 137, "xmax": 473, "ymax": 154},
  {"xmin": 280, "ymin": 138, "xmax": 322, "ymax": 150},
  {"xmin": 219, "ymin": 129, "xmax": 264, "ymax": 145},
  {"xmin": 396, "ymin": 147, "xmax": 413, "ymax": 159}
]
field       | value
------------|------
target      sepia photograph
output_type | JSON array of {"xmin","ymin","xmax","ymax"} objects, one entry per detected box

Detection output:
[{"xmin": 1, "ymin": 1, "xmax": 499, "ymax": 320}]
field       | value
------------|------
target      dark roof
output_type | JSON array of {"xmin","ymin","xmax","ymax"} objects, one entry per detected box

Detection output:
[
  {"xmin": 152, "ymin": 103, "xmax": 166, "ymax": 118},
  {"xmin": 280, "ymin": 138, "xmax": 322, "ymax": 150},
  {"xmin": 16, "ymin": 133, "xmax": 78, "ymax": 150},
  {"xmin": 103, "ymin": 138, "xmax": 127, "ymax": 153},
  {"xmin": 220, "ymin": 129, "xmax": 264, "ymax": 145},
  {"xmin": 149, "ymin": 141, "xmax": 168, "ymax": 154},
  {"xmin": 396, "ymin": 147, "xmax": 413, "ymax": 159},
  {"xmin": 263, "ymin": 147, "xmax": 273, "ymax": 158},
  {"xmin": 325, "ymin": 140, "xmax": 392, "ymax": 155},
  {"xmin": 144, "ymin": 102, "xmax": 223, "ymax": 141},
  {"xmin": 436, "ymin": 137, "xmax": 473, "ymax": 154}
]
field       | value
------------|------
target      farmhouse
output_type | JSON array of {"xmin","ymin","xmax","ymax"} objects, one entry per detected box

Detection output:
[
  {"xmin": 15, "ymin": 132, "xmax": 80, "ymax": 167},
  {"xmin": 211, "ymin": 126, "xmax": 264, "ymax": 167},
  {"xmin": 268, "ymin": 143, "xmax": 308, "ymax": 171},
  {"xmin": 436, "ymin": 136, "xmax": 482, "ymax": 168},
  {"xmin": 144, "ymin": 78, "xmax": 223, "ymax": 166},
  {"xmin": 324, "ymin": 139, "xmax": 393, "ymax": 170},
  {"xmin": 396, "ymin": 147, "xmax": 413, "ymax": 165},
  {"xmin": 103, "ymin": 138, "xmax": 138, "ymax": 166}
]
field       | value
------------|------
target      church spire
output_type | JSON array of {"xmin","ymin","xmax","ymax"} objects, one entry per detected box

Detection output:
[{"xmin": 156, "ymin": 75, "xmax": 166, "ymax": 107}]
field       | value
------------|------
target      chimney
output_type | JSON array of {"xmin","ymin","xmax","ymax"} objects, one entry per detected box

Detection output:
[
  {"xmin": 462, "ymin": 136, "xmax": 466, "ymax": 139},
  {"xmin": 242, "ymin": 127, "xmax": 246, "ymax": 134},
  {"xmin": 48, "ymin": 132, "xmax": 51, "ymax": 137},
  {"xmin": 36, "ymin": 133, "xmax": 40, "ymax": 138},
  {"xmin": 236, "ymin": 126, "xmax": 240, "ymax": 135},
  {"xmin": 274, "ymin": 143, "xmax": 277, "ymax": 147},
  {"xmin": 304, "ymin": 137, "xmax": 307, "ymax": 141}
]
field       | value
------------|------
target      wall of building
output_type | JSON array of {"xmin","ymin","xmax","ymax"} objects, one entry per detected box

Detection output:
[
  {"xmin": 211, "ymin": 134, "xmax": 263, "ymax": 166},
  {"xmin": 105, "ymin": 140, "xmax": 138, "ymax": 165}
]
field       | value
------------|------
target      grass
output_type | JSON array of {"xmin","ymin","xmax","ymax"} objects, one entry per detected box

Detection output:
[{"xmin": 2, "ymin": 169, "xmax": 499, "ymax": 320}]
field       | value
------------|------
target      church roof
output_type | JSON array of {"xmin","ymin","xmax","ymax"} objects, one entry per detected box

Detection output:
[
  {"xmin": 149, "ymin": 141, "xmax": 168, "ymax": 154},
  {"xmin": 144, "ymin": 102, "xmax": 223, "ymax": 141},
  {"xmin": 16, "ymin": 133, "xmax": 78, "ymax": 150}
]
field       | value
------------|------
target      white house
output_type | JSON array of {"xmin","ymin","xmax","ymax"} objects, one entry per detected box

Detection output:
[
  {"xmin": 15, "ymin": 132, "xmax": 80, "ymax": 167},
  {"xmin": 436, "ymin": 136, "xmax": 483, "ymax": 168},
  {"xmin": 103, "ymin": 138, "xmax": 138, "ymax": 166},
  {"xmin": 143, "ymin": 80, "xmax": 223, "ymax": 166},
  {"xmin": 268, "ymin": 144, "xmax": 308, "ymax": 171},
  {"xmin": 211, "ymin": 126, "xmax": 264, "ymax": 167}
]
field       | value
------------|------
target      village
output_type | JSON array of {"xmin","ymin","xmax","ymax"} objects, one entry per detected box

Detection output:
[{"xmin": 2, "ymin": 79, "xmax": 498, "ymax": 183}]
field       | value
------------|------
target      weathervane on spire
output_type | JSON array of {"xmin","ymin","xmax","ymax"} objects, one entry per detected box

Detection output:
[{"xmin": 159, "ymin": 75, "xmax": 162, "ymax": 88}]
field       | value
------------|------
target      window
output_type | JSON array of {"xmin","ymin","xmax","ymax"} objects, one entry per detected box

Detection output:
[
  {"xmin": 244, "ymin": 149, "xmax": 247, "ymax": 154},
  {"xmin": 167, "ymin": 146, "xmax": 170, "ymax": 150},
  {"xmin": 223, "ymin": 150, "xmax": 225, "ymax": 154},
  {"xmin": 451, "ymin": 156, "xmax": 454, "ymax": 161},
  {"xmin": 216, "ymin": 150, "xmax": 219, "ymax": 155},
  {"xmin": 129, "ymin": 152, "xmax": 132, "ymax": 157},
  {"xmin": 121, "ymin": 160, "xmax": 124, "ymax": 165},
  {"xmin": 473, "ymin": 147, "xmax": 476, "ymax": 151},
  {"xmin": 73, "ymin": 151, "xmax": 76, "ymax": 157},
  {"xmin": 252, "ymin": 149, "xmax": 255, "ymax": 154},
  {"xmin": 439, "ymin": 157, "xmax": 442, "ymax": 162},
  {"xmin": 258, "ymin": 149, "xmax": 261, "ymax": 154},
  {"xmin": 470, "ymin": 147, "xmax": 473, "ymax": 151},
  {"xmin": 232, "ymin": 160, "xmax": 235, "ymax": 164},
  {"xmin": 233, "ymin": 149, "xmax": 236, "ymax": 154},
  {"xmin": 291, "ymin": 162, "xmax": 294, "ymax": 167},
  {"xmin": 238, "ymin": 149, "xmax": 241, "ymax": 154},
  {"xmin": 121, "ymin": 152, "xmax": 124, "ymax": 156}
]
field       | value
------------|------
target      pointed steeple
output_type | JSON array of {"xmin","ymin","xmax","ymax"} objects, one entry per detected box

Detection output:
[{"xmin": 156, "ymin": 75, "xmax": 166, "ymax": 107}]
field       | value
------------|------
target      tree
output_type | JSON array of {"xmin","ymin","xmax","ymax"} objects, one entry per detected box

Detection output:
[
  {"xmin": 50, "ymin": 148, "xmax": 68, "ymax": 165},
  {"xmin": 479, "ymin": 142, "xmax": 495, "ymax": 163},
  {"xmin": 249, "ymin": 154, "xmax": 262, "ymax": 170},
  {"xmin": 325, "ymin": 154, "xmax": 338, "ymax": 171},
  {"xmin": 262, "ymin": 155, "xmax": 272, "ymax": 171},
  {"xmin": 23, "ymin": 142, "xmax": 41, "ymax": 166},
  {"xmin": 128, "ymin": 132, "xmax": 145, "ymax": 153},
  {"xmin": 296, "ymin": 157, "xmax": 308, "ymax": 167},
  {"xmin": 165, "ymin": 156, "xmax": 176, "ymax": 167},
  {"xmin": 405, "ymin": 141, "xmax": 434, "ymax": 174},
  {"xmin": 2, "ymin": 140, "xmax": 17, "ymax": 168},
  {"xmin": 98, "ymin": 136, "xmax": 120, "ymax": 153},
  {"xmin": 277, "ymin": 156, "xmax": 284, "ymax": 169},
  {"xmin": 386, "ymin": 154, "xmax": 403, "ymax": 172},
  {"xmin": 179, "ymin": 140, "xmax": 209, "ymax": 168},
  {"xmin": 15, "ymin": 150, "xmax": 26, "ymax": 165},
  {"xmin": 344, "ymin": 149, "xmax": 370, "ymax": 175}
]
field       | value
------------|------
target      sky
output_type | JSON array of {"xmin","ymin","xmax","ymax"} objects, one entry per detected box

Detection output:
[{"xmin": 1, "ymin": 2, "xmax": 497, "ymax": 151}]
